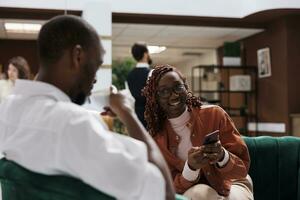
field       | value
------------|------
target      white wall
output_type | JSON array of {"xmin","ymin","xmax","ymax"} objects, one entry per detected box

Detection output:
[
  {"xmin": 82, "ymin": 1, "xmax": 112, "ymax": 111},
  {"xmin": 175, "ymin": 50, "xmax": 217, "ymax": 88},
  {"xmin": 1, "ymin": 0, "xmax": 300, "ymax": 18},
  {"xmin": 174, "ymin": 51, "xmax": 219, "ymax": 101}
]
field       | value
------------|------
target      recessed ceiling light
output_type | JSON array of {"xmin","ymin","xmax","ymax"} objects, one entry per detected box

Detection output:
[
  {"xmin": 4, "ymin": 22, "xmax": 41, "ymax": 33},
  {"xmin": 148, "ymin": 46, "xmax": 167, "ymax": 54}
]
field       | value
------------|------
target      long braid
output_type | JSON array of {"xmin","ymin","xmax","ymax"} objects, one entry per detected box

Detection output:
[
  {"xmin": 142, "ymin": 64, "xmax": 202, "ymax": 136},
  {"xmin": 142, "ymin": 65, "xmax": 172, "ymax": 136}
]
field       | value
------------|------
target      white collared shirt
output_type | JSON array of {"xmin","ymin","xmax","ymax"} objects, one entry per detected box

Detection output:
[
  {"xmin": 136, "ymin": 62, "xmax": 150, "ymax": 68},
  {"xmin": 0, "ymin": 80, "xmax": 165, "ymax": 200}
]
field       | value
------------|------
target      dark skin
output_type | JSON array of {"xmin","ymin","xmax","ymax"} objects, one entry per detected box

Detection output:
[
  {"xmin": 157, "ymin": 71, "xmax": 225, "ymax": 170},
  {"xmin": 138, "ymin": 51, "xmax": 152, "ymax": 65},
  {"xmin": 36, "ymin": 42, "xmax": 101, "ymax": 105},
  {"xmin": 36, "ymin": 30, "xmax": 175, "ymax": 199}
]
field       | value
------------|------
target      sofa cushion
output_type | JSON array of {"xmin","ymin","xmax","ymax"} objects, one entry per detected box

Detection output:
[
  {"xmin": 0, "ymin": 158, "xmax": 188, "ymax": 200},
  {"xmin": 243, "ymin": 136, "xmax": 300, "ymax": 200},
  {"xmin": 0, "ymin": 158, "xmax": 115, "ymax": 200}
]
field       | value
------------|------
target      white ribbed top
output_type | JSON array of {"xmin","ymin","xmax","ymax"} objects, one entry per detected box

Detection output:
[{"xmin": 168, "ymin": 108, "xmax": 192, "ymax": 161}]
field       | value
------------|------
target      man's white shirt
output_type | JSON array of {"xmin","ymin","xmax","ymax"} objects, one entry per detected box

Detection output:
[{"xmin": 0, "ymin": 80, "xmax": 165, "ymax": 200}]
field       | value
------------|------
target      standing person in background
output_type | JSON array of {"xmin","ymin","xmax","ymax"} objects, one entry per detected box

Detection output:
[
  {"xmin": 0, "ymin": 56, "xmax": 31, "ymax": 103},
  {"xmin": 127, "ymin": 43, "xmax": 152, "ymax": 128},
  {"xmin": 142, "ymin": 64, "xmax": 253, "ymax": 200}
]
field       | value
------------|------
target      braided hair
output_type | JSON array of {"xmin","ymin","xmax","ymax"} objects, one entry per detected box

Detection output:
[{"xmin": 142, "ymin": 64, "xmax": 202, "ymax": 136}]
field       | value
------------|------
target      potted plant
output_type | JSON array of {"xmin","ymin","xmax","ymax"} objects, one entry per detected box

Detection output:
[
  {"xmin": 111, "ymin": 58, "xmax": 136, "ymax": 134},
  {"xmin": 112, "ymin": 58, "xmax": 135, "ymax": 90},
  {"xmin": 223, "ymin": 42, "xmax": 241, "ymax": 66}
]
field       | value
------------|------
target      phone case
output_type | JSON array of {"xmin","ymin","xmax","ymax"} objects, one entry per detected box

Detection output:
[{"xmin": 202, "ymin": 130, "xmax": 220, "ymax": 145}]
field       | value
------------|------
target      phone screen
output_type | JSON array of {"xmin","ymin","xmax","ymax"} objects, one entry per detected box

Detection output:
[{"xmin": 202, "ymin": 130, "xmax": 220, "ymax": 145}]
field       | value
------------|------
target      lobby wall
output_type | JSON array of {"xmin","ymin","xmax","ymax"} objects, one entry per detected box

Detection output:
[{"xmin": 242, "ymin": 15, "xmax": 300, "ymax": 134}]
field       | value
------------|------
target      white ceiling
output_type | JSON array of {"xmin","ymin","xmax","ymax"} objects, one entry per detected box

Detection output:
[
  {"xmin": 3, "ymin": 0, "xmax": 300, "ymax": 19},
  {"xmin": 112, "ymin": 23, "xmax": 264, "ymax": 65},
  {"xmin": 0, "ymin": 19, "xmax": 264, "ymax": 65}
]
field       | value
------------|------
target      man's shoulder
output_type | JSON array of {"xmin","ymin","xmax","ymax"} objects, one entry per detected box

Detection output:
[
  {"xmin": 127, "ymin": 68, "xmax": 150, "ymax": 87},
  {"xmin": 128, "ymin": 68, "xmax": 150, "ymax": 76},
  {"xmin": 47, "ymin": 101, "xmax": 102, "ymax": 132},
  {"xmin": 54, "ymin": 101, "xmax": 92, "ymax": 118}
]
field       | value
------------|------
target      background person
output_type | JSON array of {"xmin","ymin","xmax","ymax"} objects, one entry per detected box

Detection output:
[
  {"xmin": 0, "ymin": 56, "xmax": 31, "ymax": 103},
  {"xmin": 127, "ymin": 43, "xmax": 152, "ymax": 128}
]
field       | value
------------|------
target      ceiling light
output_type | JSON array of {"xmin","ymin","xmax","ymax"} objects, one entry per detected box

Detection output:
[
  {"xmin": 4, "ymin": 22, "xmax": 41, "ymax": 33},
  {"xmin": 148, "ymin": 46, "xmax": 167, "ymax": 54}
]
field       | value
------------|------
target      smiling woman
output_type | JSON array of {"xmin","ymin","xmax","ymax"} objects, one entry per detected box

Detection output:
[
  {"xmin": 142, "ymin": 64, "xmax": 254, "ymax": 200},
  {"xmin": 142, "ymin": 65, "xmax": 202, "ymax": 134}
]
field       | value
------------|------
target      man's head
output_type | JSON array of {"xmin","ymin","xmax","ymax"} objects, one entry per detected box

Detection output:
[
  {"xmin": 37, "ymin": 15, "xmax": 104, "ymax": 105},
  {"xmin": 131, "ymin": 43, "xmax": 152, "ymax": 65}
]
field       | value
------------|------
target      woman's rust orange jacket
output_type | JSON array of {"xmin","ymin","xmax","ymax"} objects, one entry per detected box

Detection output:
[{"xmin": 153, "ymin": 105, "xmax": 250, "ymax": 196}]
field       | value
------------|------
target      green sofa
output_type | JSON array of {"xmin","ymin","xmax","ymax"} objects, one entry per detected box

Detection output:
[
  {"xmin": 1, "ymin": 136, "xmax": 298, "ymax": 200},
  {"xmin": 0, "ymin": 158, "xmax": 187, "ymax": 200},
  {"xmin": 243, "ymin": 136, "xmax": 300, "ymax": 200},
  {"xmin": 0, "ymin": 158, "xmax": 115, "ymax": 200}
]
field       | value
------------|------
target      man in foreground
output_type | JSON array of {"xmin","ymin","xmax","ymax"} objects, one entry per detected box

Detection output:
[{"xmin": 0, "ymin": 15, "xmax": 175, "ymax": 200}]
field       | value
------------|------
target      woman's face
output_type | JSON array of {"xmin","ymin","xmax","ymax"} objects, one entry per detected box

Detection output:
[
  {"xmin": 7, "ymin": 64, "xmax": 19, "ymax": 81},
  {"xmin": 157, "ymin": 71, "xmax": 188, "ymax": 118}
]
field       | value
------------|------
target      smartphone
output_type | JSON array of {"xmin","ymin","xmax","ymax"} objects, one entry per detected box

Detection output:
[{"xmin": 202, "ymin": 130, "xmax": 220, "ymax": 145}]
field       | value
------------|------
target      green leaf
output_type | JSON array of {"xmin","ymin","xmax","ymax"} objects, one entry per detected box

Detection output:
[{"xmin": 112, "ymin": 58, "xmax": 136, "ymax": 90}]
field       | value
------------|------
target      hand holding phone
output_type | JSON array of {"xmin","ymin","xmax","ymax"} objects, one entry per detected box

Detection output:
[{"xmin": 202, "ymin": 130, "xmax": 220, "ymax": 145}]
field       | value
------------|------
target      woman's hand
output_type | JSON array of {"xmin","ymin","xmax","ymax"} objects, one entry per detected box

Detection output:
[
  {"xmin": 202, "ymin": 141, "xmax": 225, "ymax": 164},
  {"xmin": 188, "ymin": 141, "xmax": 225, "ymax": 170},
  {"xmin": 187, "ymin": 146, "xmax": 210, "ymax": 170}
]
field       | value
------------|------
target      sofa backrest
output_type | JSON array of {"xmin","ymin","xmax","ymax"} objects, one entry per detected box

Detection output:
[
  {"xmin": 243, "ymin": 136, "xmax": 300, "ymax": 200},
  {"xmin": 0, "ymin": 158, "xmax": 188, "ymax": 200},
  {"xmin": 0, "ymin": 158, "xmax": 116, "ymax": 200}
]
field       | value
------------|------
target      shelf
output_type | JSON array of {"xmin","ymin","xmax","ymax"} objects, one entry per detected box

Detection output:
[
  {"xmin": 192, "ymin": 65, "xmax": 257, "ymax": 70},
  {"xmin": 194, "ymin": 90, "xmax": 255, "ymax": 93},
  {"xmin": 222, "ymin": 107, "xmax": 244, "ymax": 110},
  {"xmin": 191, "ymin": 64, "xmax": 258, "ymax": 136},
  {"xmin": 205, "ymin": 100, "xmax": 221, "ymax": 104},
  {"xmin": 229, "ymin": 114, "xmax": 257, "ymax": 118}
]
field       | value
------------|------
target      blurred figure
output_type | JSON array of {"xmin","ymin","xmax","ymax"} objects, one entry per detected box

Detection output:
[
  {"xmin": 7, "ymin": 56, "xmax": 31, "ymax": 83},
  {"xmin": 127, "ymin": 43, "xmax": 152, "ymax": 128},
  {"xmin": 0, "ymin": 56, "xmax": 31, "ymax": 103}
]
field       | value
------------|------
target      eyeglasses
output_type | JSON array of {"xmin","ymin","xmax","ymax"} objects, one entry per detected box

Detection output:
[{"xmin": 157, "ymin": 84, "xmax": 186, "ymax": 98}]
